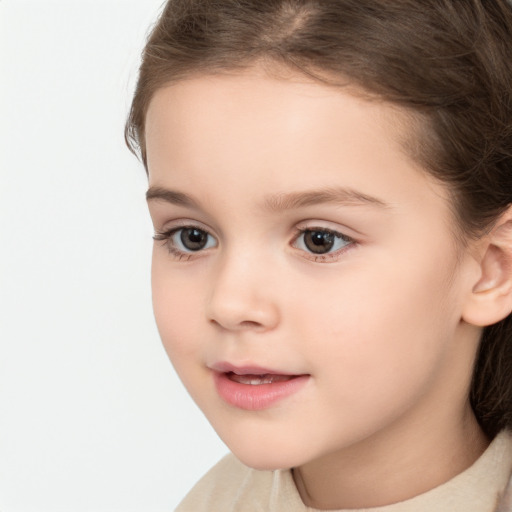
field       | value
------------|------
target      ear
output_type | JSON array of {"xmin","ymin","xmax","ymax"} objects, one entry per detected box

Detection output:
[{"xmin": 462, "ymin": 209, "xmax": 512, "ymax": 327}]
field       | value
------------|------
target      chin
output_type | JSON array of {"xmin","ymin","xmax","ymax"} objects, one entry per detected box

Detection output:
[
  {"xmin": 224, "ymin": 435, "xmax": 309, "ymax": 471},
  {"xmin": 232, "ymin": 449, "xmax": 295, "ymax": 471}
]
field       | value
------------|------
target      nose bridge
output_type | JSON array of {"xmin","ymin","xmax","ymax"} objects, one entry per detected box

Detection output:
[{"xmin": 206, "ymin": 244, "xmax": 280, "ymax": 331}]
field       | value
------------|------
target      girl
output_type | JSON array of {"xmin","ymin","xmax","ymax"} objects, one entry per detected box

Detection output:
[{"xmin": 125, "ymin": 1, "xmax": 512, "ymax": 510}]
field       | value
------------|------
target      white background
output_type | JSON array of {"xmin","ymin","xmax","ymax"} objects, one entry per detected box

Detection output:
[{"xmin": 0, "ymin": 1, "xmax": 227, "ymax": 510}]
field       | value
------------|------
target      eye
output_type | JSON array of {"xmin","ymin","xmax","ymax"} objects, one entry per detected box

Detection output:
[
  {"xmin": 154, "ymin": 226, "xmax": 217, "ymax": 256},
  {"xmin": 294, "ymin": 228, "xmax": 352, "ymax": 255}
]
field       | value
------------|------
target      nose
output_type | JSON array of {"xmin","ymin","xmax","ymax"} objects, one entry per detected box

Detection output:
[{"xmin": 206, "ymin": 253, "xmax": 280, "ymax": 332}]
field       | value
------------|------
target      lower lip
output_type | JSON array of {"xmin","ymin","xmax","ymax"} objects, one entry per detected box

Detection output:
[{"xmin": 213, "ymin": 372, "xmax": 309, "ymax": 411}]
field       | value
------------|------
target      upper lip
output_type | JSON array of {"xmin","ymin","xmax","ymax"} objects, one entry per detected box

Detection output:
[{"xmin": 210, "ymin": 361, "xmax": 300, "ymax": 376}]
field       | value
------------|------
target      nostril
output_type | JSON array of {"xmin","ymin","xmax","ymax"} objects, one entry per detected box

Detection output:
[
  {"xmin": 240, "ymin": 320, "xmax": 263, "ymax": 329},
  {"xmin": 209, "ymin": 318, "xmax": 263, "ymax": 330}
]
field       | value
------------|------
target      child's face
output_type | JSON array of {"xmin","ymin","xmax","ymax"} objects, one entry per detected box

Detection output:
[{"xmin": 145, "ymin": 69, "xmax": 481, "ymax": 470}]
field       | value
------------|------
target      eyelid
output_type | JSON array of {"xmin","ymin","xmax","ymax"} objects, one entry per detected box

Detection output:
[
  {"xmin": 155, "ymin": 217, "xmax": 214, "ymax": 232},
  {"xmin": 294, "ymin": 219, "xmax": 359, "ymax": 238}
]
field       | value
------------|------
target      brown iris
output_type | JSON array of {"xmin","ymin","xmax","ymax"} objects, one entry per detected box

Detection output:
[
  {"xmin": 180, "ymin": 228, "xmax": 209, "ymax": 251},
  {"xmin": 303, "ymin": 230, "xmax": 335, "ymax": 254}
]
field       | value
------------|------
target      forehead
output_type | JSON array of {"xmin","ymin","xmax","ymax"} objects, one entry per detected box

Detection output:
[
  {"xmin": 146, "ymin": 69, "xmax": 442, "ymax": 202},
  {"xmin": 145, "ymin": 69, "xmax": 407, "ymax": 151}
]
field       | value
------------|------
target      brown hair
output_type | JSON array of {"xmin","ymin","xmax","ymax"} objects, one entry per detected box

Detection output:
[{"xmin": 125, "ymin": 0, "xmax": 512, "ymax": 437}]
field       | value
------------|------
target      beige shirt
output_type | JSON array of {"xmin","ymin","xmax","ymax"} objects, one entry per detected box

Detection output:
[{"xmin": 176, "ymin": 430, "xmax": 512, "ymax": 511}]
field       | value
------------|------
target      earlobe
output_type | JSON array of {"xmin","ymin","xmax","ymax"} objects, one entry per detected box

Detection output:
[{"xmin": 462, "ymin": 212, "xmax": 512, "ymax": 327}]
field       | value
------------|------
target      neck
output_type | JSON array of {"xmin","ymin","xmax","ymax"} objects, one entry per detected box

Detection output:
[{"xmin": 293, "ymin": 405, "xmax": 489, "ymax": 509}]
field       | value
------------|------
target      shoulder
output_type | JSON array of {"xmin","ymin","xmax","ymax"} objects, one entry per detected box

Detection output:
[{"xmin": 175, "ymin": 454, "xmax": 282, "ymax": 512}]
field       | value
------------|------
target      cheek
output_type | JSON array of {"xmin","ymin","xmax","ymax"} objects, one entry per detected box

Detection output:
[
  {"xmin": 292, "ymin": 246, "xmax": 461, "ymax": 396},
  {"xmin": 151, "ymin": 252, "xmax": 204, "ymax": 363}
]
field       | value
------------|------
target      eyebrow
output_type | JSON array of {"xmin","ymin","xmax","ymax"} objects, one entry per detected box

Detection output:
[
  {"xmin": 146, "ymin": 185, "xmax": 391, "ymax": 211},
  {"xmin": 146, "ymin": 187, "xmax": 199, "ymax": 208},
  {"xmin": 263, "ymin": 187, "xmax": 391, "ymax": 212}
]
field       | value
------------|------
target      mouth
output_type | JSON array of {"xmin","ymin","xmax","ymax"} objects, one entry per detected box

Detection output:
[
  {"xmin": 210, "ymin": 362, "xmax": 310, "ymax": 411},
  {"xmin": 227, "ymin": 372, "xmax": 298, "ymax": 385}
]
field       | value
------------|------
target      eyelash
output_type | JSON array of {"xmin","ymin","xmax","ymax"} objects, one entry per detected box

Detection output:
[{"xmin": 153, "ymin": 225, "xmax": 355, "ymax": 262}]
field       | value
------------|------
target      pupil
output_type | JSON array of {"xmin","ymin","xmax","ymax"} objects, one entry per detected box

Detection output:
[
  {"xmin": 181, "ymin": 228, "xmax": 207, "ymax": 251},
  {"xmin": 305, "ymin": 230, "xmax": 334, "ymax": 254}
]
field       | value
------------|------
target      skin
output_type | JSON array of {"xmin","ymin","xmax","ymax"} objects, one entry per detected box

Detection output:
[{"xmin": 144, "ymin": 68, "xmax": 490, "ymax": 509}]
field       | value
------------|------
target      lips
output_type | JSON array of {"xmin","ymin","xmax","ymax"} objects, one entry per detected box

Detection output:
[{"xmin": 211, "ymin": 362, "xmax": 309, "ymax": 410}]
